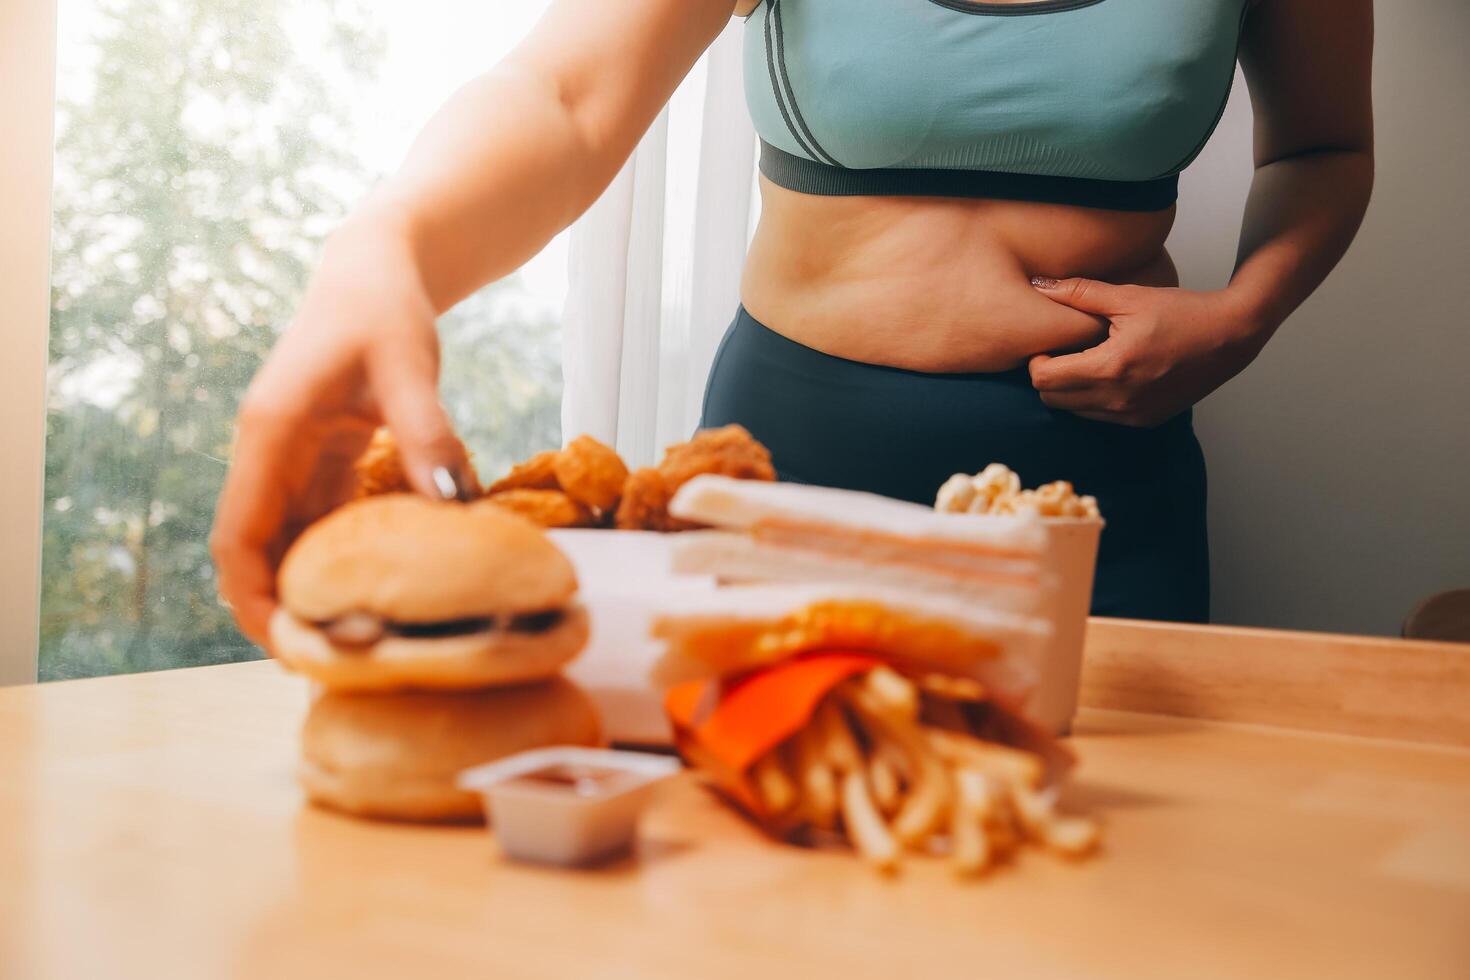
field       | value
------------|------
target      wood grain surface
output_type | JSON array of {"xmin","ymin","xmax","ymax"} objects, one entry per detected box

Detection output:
[
  {"xmin": 1080, "ymin": 618, "xmax": 1470, "ymax": 747},
  {"xmin": 3, "ymin": 659, "xmax": 1468, "ymax": 980}
]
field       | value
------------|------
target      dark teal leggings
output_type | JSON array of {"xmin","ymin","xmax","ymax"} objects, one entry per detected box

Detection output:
[{"xmin": 699, "ymin": 307, "xmax": 1210, "ymax": 623}]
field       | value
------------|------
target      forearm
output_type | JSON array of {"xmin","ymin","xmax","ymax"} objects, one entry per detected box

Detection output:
[
  {"xmin": 1224, "ymin": 147, "xmax": 1374, "ymax": 341},
  {"xmin": 367, "ymin": 65, "xmax": 609, "ymax": 313},
  {"xmin": 350, "ymin": 0, "xmax": 733, "ymax": 313}
]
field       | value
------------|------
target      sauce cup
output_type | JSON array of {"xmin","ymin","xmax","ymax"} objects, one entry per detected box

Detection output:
[{"xmin": 457, "ymin": 747, "xmax": 681, "ymax": 867}]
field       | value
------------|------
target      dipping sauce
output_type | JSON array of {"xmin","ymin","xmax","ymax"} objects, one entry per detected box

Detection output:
[
  {"xmin": 458, "ymin": 747, "xmax": 683, "ymax": 867},
  {"xmin": 507, "ymin": 764, "xmax": 631, "ymax": 798}
]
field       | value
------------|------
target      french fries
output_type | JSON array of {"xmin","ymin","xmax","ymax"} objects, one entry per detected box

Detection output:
[
  {"xmin": 741, "ymin": 668, "xmax": 1100, "ymax": 877},
  {"xmin": 840, "ymin": 770, "xmax": 899, "ymax": 874},
  {"xmin": 868, "ymin": 750, "xmax": 901, "ymax": 815},
  {"xmin": 752, "ymin": 752, "xmax": 798, "ymax": 817},
  {"xmin": 950, "ymin": 769, "xmax": 997, "ymax": 876},
  {"xmin": 792, "ymin": 726, "xmax": 839, "ymax": 829},
  {"xmin": 814, "ymin": 699, "xmax": 863, "ymax": 774},
  {"xmin": 928, "ymin": 729, "xmax": 1045, "ymax": 790}
]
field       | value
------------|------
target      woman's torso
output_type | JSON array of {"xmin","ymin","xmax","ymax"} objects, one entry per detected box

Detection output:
[{"xmin": 737, "ymin": 0, "xmax": 1247, "ymax": 373}]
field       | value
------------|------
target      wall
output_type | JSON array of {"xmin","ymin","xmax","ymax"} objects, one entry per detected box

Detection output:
[
  {"xmin": 0, "ymin": 0, "xmax": 55, "ymax": 685},
  {"xmin": 1170, "ymin": 0, "xmax": 1470, "ymax": 636}
]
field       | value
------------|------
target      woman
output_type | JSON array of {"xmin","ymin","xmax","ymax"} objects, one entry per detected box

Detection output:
[{"xmin": 211, "ymin": 0, "xmax": 1372, "ymax": 639}]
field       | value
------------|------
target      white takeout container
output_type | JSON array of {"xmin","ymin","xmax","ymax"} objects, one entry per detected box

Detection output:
[
  {"xmin": 552, "ymin": 529, "xmax": 713, "ymax": 744},
  {"xmin": 457, "ymin": 746, "xmax": 680, "ymax": 867},
  {"xmin": 1032, "ymin": 516, "xmax": 1105, "ymax": 735}
]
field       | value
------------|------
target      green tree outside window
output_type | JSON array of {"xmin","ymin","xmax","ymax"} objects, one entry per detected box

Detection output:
[{"xmin": 43, "ymin": 0, "xmax": 562, "ymax": 680}]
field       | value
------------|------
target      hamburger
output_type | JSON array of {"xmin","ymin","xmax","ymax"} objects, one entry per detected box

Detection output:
[
  {"xmin": 269, "ymin": 494, "xmax": 589, "ymax": 692},
  {"xmin": 301, "ymin": 678, "xmax": 602, "ymax": 822}
]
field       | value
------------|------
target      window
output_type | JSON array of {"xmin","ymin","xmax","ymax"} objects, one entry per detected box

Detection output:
[{"xmin": 40, "ymin": 0, "xmax": 566, "ymax": 680}]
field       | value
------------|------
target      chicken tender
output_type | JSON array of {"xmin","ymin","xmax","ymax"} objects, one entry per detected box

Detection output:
[
  {"xmin": 613, "ymin": 426, "xmax": 776, "ymax": 531},
  {"xmin": 487, "ymin": 489, "xmax": 595, "ymax": 528},
  {"xmin": 554, "ymin": 435, "xmax": 629, "ymax": 514},
  {"xmin": 614, "ymin": 467, "xmax": 671, "ymax": 532},
  {"xmin": 353, "ymin": 426, "xmax": 482, "ymax": 499},
  {"xmin": 658, "ymin": 424, "xmax": 776, "ymax": 487},
  {"xmin": 487, "ymin": 449, "xmax": 561, "ymax": 495}
]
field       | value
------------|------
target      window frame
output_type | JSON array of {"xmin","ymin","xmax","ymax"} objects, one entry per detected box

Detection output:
[{"xmin": 0, "ymin": 0, "xmax": 57, "ymax": 685}]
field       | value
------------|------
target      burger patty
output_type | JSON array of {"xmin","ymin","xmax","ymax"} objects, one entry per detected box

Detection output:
[
  {"xmin": 393, "ymin": 609, "xmax": 566, "ymax": 638},
  {"xmin": 319, "ymin": 609, "xmax": 567, "ymax": 647}
]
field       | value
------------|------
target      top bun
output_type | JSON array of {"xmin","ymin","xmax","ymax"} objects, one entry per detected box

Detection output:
[{"xmin": 278, "ymin": 494, "xmax": 578, "ymax": 622}]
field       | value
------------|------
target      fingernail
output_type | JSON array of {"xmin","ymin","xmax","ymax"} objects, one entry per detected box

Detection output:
[
  {"xmin": 1030, "ymin": 276, "xmax": 1059, "ymax": 289},
  {"xmin": 430, "ymin": 465, "xmax": 461, "ymax": 502}
]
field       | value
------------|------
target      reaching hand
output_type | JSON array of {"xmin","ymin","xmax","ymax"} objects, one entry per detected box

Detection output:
[{"xmin": 209, "ymin": 211, "xmax": 473, "ymax": 647}]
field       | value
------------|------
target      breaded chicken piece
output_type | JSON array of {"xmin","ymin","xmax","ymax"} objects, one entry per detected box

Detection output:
[
  {"xmin": 487, "ymin": 488, "xmax": 595, "ymax": 528},
  {"xmin": 353, "ymin": 426, "xmax": 482, "ymax": 499},
  {"xmin": 554, "ymin": 435, "xmax": 629, "ymax": 514},
  {"xmin": 658, "ymin": 424, "xmax": 776, "ymax": 487},
  {"xmin": 487, "ymin": 449, "xmax": 562, "ymax": 495},
  {"xmin": 614, "ymin": 426, "xmax": 776, "ymax": 531},
  {"xmin": 614, "ymin": 467, "xmax": 671, "ymax": 532}
]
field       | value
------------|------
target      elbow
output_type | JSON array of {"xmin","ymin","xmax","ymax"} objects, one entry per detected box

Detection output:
[
  {"xmin": 1255, "ymin": 142, "xmax": 1373, "ymax": 171},
  {"xmin": 1258, "ymin": 143, "xmax": 1375, "ymax": 208},
  {"xmin": 508, "ymin": 60, "xmax": 632, "ymax": 227},
  {"xmin": 1344, "ymin": 146, "xmax": 1375, "ymax": 210},
  {"xmin": 493, "ymin": 60, "xmax": 607, "ymax": 226}
]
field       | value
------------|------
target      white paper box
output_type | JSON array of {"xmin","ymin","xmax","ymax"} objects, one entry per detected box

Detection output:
[{"xmin": 1031, "ymin": 517, "xmax": 1105, "ymax": 734}]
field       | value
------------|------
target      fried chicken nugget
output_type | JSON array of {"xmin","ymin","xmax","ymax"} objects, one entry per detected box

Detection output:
[
  {"xmin": 487, "ymin": 489, "xmax": 595, "ymax": 529},
  {"xmin": 613, "ymin": 426, "xmax": 776, "ymax": 532},
  {"xmin": 657, "ymin": 425, "xmax": 776, "ymax": 530},
  {"xmin": 487, "ymin": 449, "xmax": 562, "ymax": 495},
  {"xmin": 353, "ymin": 426, "xmax": 482, "ymax": 499},
  {"xmin": 614, "ymin": 467, "xmax": 670, "ymax": 532},
  {"xmin": 554, "ymin": 435, "xmax": 629, "ymax": 514},
  {"xmin": 658, "ymin": 424, "xmax": 776, "ymax": 487}
]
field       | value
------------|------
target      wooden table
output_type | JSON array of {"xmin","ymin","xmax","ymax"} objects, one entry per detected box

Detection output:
[{"xmin": 3, "ymin": 624, "xmax": 1469, "ymax": 980}]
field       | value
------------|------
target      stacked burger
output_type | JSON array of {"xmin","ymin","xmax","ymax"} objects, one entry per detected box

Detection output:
[{"xmin": 269, "ymin": 495, "xmax": 602, "ymax": 822}]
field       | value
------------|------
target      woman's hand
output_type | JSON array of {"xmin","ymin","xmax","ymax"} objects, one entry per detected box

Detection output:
[
  {"xmin": 209, "ymin": 1, "xmax": 736, "ymax": 649},
  {"xmin": 209, "ymin": 206, "xmax": 473, "ymax": 647},
  {"xmin": 1026, "ymin": 277, "xmax": 1267, "ymax": 428}
]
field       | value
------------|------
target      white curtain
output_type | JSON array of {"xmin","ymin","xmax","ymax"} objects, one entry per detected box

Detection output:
[{"xmin": 560, "ymin": 19, "xmax": 758, "ymax": 467}]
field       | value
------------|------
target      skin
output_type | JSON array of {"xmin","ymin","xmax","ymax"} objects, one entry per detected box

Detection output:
[{"xmin": 212, "ymin": 0, "xmax": 1373, "ymax": 644}]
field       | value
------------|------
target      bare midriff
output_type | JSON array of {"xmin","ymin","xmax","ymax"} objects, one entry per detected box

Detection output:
[{"xmin": 740, "ymin": 177, "xmax": 1181, "ymax": 374}]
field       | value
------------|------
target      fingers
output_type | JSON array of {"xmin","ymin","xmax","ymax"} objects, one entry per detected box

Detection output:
[
  {"xmin": 210, "ymin": 399, "xmax": 303, "ymax": 648},
  {"xmin": 1035, "ymin": 388, "xmax": 1110, "ymax": 412},
  {"xmin": 1028, "ymin": 342, "xmax": 1124, "ymax": 392},
  {"xmin": 367, "ymin": 332, "xmax": 469, "ymax": 500},
  {"xmin": 212, "ymin": 543, "xmax": 277, "ymax": 647},
  {"xmin": 1036, "ymin": 393, "xmax": 1160, "ymax": 429},
  {"xmin": 212, "ymin": 383, "xmax": 376, "ymax": 648},
  {"xmin": 1030, "ymin": 276, "xmax": 1134, "ymax": 316},
  {"xmin": 1030, "ymin": 370, "xmax": 1143, "ymax": 426}
]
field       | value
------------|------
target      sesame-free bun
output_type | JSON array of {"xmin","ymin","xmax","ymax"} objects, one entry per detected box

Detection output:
[
  {"xmin": 299, "ymin": 677, "xmax": 603, "ymax": 823},
  {"xmin": 269, "ymin": 603, "xmax": 589, "ymax": 692},
  {"xmin": 278, "ymin": 494, "xmax": 578, "ymax": 623}
]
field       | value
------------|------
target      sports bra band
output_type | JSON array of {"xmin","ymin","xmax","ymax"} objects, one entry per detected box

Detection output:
[{"xmin": 759, "ymin": 141, "xmax": 1180, "ymax": 212}]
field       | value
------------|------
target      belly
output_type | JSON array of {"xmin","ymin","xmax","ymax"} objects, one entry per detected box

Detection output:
[{"xmin": 741, "ymin": 178, "xmax": 1179, "ymax": 373}]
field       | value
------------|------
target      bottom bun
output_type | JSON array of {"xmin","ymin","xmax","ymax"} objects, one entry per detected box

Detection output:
[
  {"xmin": 270, "ymin": 603, "xmax": 589, "ymax": 692},
  {"xmin": 299, "ymin": 677, "xmax": 602, "ymax": 823}
]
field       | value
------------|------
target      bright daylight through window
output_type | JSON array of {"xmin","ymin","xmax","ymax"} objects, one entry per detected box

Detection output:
[{"xmin": 41, "ymin": 0, "xmax": 566, "ymax": 680}]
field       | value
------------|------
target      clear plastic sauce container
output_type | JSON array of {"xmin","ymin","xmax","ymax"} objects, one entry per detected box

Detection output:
[{"xmin": 457, "ymin": 747, "xmax": 681, "ymax": 867}]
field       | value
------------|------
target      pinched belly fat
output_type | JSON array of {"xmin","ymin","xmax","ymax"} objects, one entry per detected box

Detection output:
[{"xmin": 740, "ymin": 180, "xmax": 1179, "ymax": 374}]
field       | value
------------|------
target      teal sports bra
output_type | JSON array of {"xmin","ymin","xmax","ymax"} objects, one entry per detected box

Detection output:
[{"xmin": 744, "ymin": 0, "xmax": 1250, "ymax": 211}]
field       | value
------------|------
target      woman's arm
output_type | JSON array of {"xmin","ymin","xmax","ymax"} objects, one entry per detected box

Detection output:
[
  {"xmin": 1228, "ymin": 0, "xmax": 1374, "ymax": 334},
  {"xmin": 1028, "ymin": 0, "xmax": 1374, "ymax": 427},
  {"xmin": 212, "ymin": 0, "xmax": 735, "ymax": 644},
  {"xmin": 377, "ymin": 0, "xmax": 737, "ymax": 311}
]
